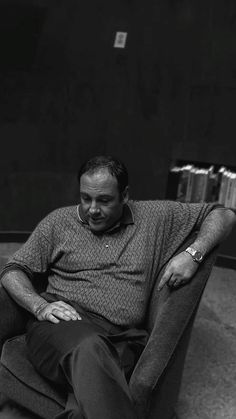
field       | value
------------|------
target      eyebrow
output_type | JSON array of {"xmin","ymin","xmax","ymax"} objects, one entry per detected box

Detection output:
[{"xmin": 80, "ymin": 192, "xmax": 113, "ymax": 199}]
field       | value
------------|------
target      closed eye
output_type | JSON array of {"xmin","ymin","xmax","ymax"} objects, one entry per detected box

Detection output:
[
  {"xmin": 98, "ymin": 198, "xmax": 112, "ymax": 203},
  {"xmin": 81, "ymin": 195, "xmax": 91, "ymax": 202}
]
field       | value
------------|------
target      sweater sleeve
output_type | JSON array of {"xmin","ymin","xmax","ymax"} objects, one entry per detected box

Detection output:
[
  {"xmin": 0, "ymin": 215, "xmax": 54, "ymax": 279},
  {"xmin": 158, "ymin": 201, "xmax": 219, "ymax": 268}
]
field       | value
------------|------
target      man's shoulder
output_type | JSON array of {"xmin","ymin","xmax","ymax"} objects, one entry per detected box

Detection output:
[
  {"xmin": 129, "ymin": 200, "xmax": 175, "ymax": 222},
  {"xmin": 48, "ymin": 205, "xmax": 77, "ymax": 217},
  {"xmin": 130, "ymin": 199, "xmax": 204, "ymax": 222},
  {"xmin": 130, "ymin": 199, "xmax": 174, "ymax": 212},
  {"xmin": 38, "ymin": 206, "xmax": 78, "ymax": 229}
]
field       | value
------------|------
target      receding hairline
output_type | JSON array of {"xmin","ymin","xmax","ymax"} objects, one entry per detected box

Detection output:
[
  {"xmin": 80, "ymin": 167, "xmax": 119, "ymax": 186},
  {"xmin": 77, "ymin": 155, "xmax": 129, "ymax": 194}
]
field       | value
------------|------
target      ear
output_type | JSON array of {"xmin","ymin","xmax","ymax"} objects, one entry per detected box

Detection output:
[{"xmin": 122, "ymin": 186, "xmax": 129, "ymax": 204}]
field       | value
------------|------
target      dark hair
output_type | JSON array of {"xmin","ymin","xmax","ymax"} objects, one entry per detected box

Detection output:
[{"xmin": 78, "ymin": 156, "xmax": 129, "ymax": 194}]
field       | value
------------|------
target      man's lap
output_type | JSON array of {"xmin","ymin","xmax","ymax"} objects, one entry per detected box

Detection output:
[{"xmin": 26, "ymin": 296, "xmax": 148, "ymax": 386}]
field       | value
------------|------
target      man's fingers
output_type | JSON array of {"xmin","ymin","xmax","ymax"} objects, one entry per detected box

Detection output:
[
  {"xmin": 158, "ymin": 272, "xmax": 171, "ymax": 291},
  {"xmin": 37, "ymin": 302, "xmax": 82, "ymax": 322},
  {"xmin": 172, "ymin": 280, "xmax": 182, "ymax": 288},
  {"xmin": 40, "ymin": 309, "xmax": 75, "ymax": 322},
  {"xmin": 38, "ymin": 311, "xmax": 60, "ymax": 324},
  {"xmin": 168, "ymin": 274, "xmax": 180, "ymax": 288},
  {"xmin": 47, "ymin": 313, "xmax": 60, "ymax": 324},
  {"xmin": 158, "ymin": 252, "xmax": 198, "ymax": 292},
  {"xmin": 51, "ymin": 308, "xmax": 73, "ymax": 321},
  {"xmin": 62, "ymin": 309, "xmax": 81, "ymax": 321},
  {"xmin": 55, "ymin": 307, "xmax": 80, "ymax": 320},
  {"xmin": 158, "ymin": 272, "xmax": 186, "ymax": 291},
  {"xmin": 56, "ymin": 301, "xmax": 78, "ymax": 312},
  {"xmin": 51, "ymin": 302, "xmax": 82, "ymax": 320}
]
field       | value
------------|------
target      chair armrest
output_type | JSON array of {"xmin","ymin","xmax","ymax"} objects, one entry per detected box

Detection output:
[
  {"xmin": 0, "ymin": 285, "xmax": 29, "ymax": 354},
  {"xmin": 146, "ymin": 232, "xmax": 216, "ymax": 330},
  {"xmin": 130, "ymin": 233, "xmax": 218, "ymax": 418}
]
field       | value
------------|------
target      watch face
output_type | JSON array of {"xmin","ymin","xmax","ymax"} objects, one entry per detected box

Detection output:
[
  {"xmin": 194, "ymin": 251, "xmax": 203, "ymax": 262},
  {"xmin": 185, "ymin": 247, "xmax": 203, "ymax": 263}
]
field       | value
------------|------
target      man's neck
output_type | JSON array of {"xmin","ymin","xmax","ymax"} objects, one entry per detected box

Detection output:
[{"xmin": 77, "ymin": 203, "xmax": 134, "ymax": 233}]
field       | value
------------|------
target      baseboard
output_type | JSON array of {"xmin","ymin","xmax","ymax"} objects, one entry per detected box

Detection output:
[
  {"xmin": 216, "ymin": 254, "xmax": 236, "ymax": 270},
  {"xmin": 0, "ymin": 232, "xmax": 31, "ymax": 242}
]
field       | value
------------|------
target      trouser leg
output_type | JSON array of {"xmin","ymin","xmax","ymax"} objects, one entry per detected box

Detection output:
[
  {"xmin": 26, "ymin": 315, "xmax": 146, "ymax": 419},
  {"xmin": 55, "ymin": 331, "xmax": 136, "ymax": 419}
]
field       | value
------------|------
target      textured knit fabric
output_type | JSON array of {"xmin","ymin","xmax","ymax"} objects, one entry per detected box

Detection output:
[{"xmin": 2, "ymin": 200, "xmax": 216, "ymax": 327}]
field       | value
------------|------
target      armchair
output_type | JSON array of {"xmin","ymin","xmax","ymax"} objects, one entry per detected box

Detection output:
[{"xmin": 0, "ymin": 235, "xmax": 217, "ymax": 419}]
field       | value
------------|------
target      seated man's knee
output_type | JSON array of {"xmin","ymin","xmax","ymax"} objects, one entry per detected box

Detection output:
[{"xmin": 73, "ymin": 333, "xmax": 118, "ymax": 362}]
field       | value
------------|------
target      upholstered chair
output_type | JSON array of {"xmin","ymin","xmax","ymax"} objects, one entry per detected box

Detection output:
[{"xmin": 0, "ymin": 234, "xmax": 217, "ymax": 419}]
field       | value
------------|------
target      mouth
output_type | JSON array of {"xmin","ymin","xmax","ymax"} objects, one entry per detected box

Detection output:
[{"xmin": 89, "ymin": 217, "xmax": 104, "ymax": 224}]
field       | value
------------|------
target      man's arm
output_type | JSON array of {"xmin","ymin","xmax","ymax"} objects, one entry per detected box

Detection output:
[
  {"xmin": 1, "ymin": 270, "xmax": 81, "ymax": 323},
  {"xmin": 158, "ymin": 208, "xmax": 236, "ymax": 290}
]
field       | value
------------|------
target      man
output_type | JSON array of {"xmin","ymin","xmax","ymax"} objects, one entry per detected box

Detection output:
[{"xmin": 1, "ymin": 155, "xmax": 235, "ymax": 419}]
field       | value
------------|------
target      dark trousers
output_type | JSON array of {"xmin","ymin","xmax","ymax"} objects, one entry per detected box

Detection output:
[{"xmin": 26, "ymin": 294, "xmax": 148, "ymax": 419}]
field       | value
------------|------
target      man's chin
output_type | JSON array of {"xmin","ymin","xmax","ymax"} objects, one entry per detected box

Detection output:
[{"xmin": 89, "ymin": 220, "xmax": 106, "ymax": 233}]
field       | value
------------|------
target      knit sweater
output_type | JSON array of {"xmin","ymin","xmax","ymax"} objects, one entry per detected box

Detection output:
[{"xmin": 3, "ymin": 200, "xmax": 215, "ymax": 327}]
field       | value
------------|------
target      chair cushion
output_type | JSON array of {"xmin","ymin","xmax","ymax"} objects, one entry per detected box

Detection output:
[
  {"xmin": 0, "ymin": 364, "xmax": 62, "ymax": 419},
  {"xmin": 1, "ymin": 334, "xmax": 66, "ymax": 407}
]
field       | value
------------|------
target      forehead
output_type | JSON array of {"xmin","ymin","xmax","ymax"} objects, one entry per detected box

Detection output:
[{"xmin": 80, "ymin": 169, "xmax": 119, "ymax": 195}]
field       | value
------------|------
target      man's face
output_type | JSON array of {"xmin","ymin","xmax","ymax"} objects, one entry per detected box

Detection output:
[{"xmin": 80, "ymin": 169, "xmax": 128, "ymax": 233}]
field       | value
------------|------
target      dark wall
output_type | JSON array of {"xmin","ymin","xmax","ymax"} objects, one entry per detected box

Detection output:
[
  {"xmin": 171, "ymin": 0, "xmax": 236, "ymax": 166},
  {"xmin": 1, "ymin": 0, "xmax": 236, "ymax": 230}
]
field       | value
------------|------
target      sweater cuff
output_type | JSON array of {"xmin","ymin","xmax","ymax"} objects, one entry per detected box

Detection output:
[{"xmin": 0, "ymin": 263, "xmax": 34, "ymax": 282}]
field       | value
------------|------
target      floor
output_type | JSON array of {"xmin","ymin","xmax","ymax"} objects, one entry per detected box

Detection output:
[
  {"xmin": 0, "ymin": 243, "xmax": 236, "ymax": 418},
  {"xmin": 177, "ymin": 266, "xmax": 236, "ymax": 419}
]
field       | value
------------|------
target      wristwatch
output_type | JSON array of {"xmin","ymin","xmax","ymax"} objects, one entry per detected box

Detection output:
[{"xmin": 185, "ymin": 246, "xmax": 204, "ymax": 264}]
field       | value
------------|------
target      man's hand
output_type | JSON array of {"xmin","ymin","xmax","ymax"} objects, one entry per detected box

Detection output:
[
  {"xmin": 158, "ymin": 251, "xmax": 199, "ymax": 291},
  {"xmin": 35, "ymin": 301, "xmax": 82, "ymax": 324}
]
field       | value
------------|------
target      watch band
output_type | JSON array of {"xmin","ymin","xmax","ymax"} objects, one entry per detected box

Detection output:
[{"xmin": 185, "ymin": 246, "xmax": 204, "ymax": 264}]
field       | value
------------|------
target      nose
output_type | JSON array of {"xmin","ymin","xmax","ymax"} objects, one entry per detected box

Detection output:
[{"xmin": 89, "ymin": 200, "xmax": 100, "ymax": 215}]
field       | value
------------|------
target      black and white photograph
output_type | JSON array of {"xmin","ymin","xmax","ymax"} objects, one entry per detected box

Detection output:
[{"xmin": 0, "ymin": 1, "xmax": 236, "ymax": 418}]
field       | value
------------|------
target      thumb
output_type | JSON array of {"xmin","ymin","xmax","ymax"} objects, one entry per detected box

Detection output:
[{"xmin": 158, "ymin": 270, "xmax": 172, "ymax": 291}]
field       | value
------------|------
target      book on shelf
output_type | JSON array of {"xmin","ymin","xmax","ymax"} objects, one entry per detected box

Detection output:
[
  {"xmin": 166, "ymin": 167, "xmax": 183, "ymax": 200},
  {"xmin": 185, "ymin": 167, "xmax": 196, "ymax": 202},
  {"xmin": 167, "ymin": 163, "xmax": 236, "ymax": 209},
  {"xmin": 166, "ymin": 165, "xmax": 193, "ymax": 202},
  {"xmin": 225, "ymin": 173, "xmax": 236, "ymax": 208},
  {"xmin": 191, "ymin": 168, "xmax": 209, "ymax": 203},
  {"xmin": 212, "ymin": 166, "xmax": 225, "ymax": 203},
  {"xmin": 218, "ymin": 169, "xmax": 230, "ymax": 205},
  {"xmin": 176, "ymin": 165, "xmax": 193, "ymax": 202},
  {"xmin": 231, "ymin": 178, "xmax": 236, "ymax": 209}
]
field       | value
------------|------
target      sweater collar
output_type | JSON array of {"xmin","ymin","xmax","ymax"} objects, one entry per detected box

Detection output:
[{"xmin": 77, "ymin": 203, "xmax": 134, "ymax": 233}]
